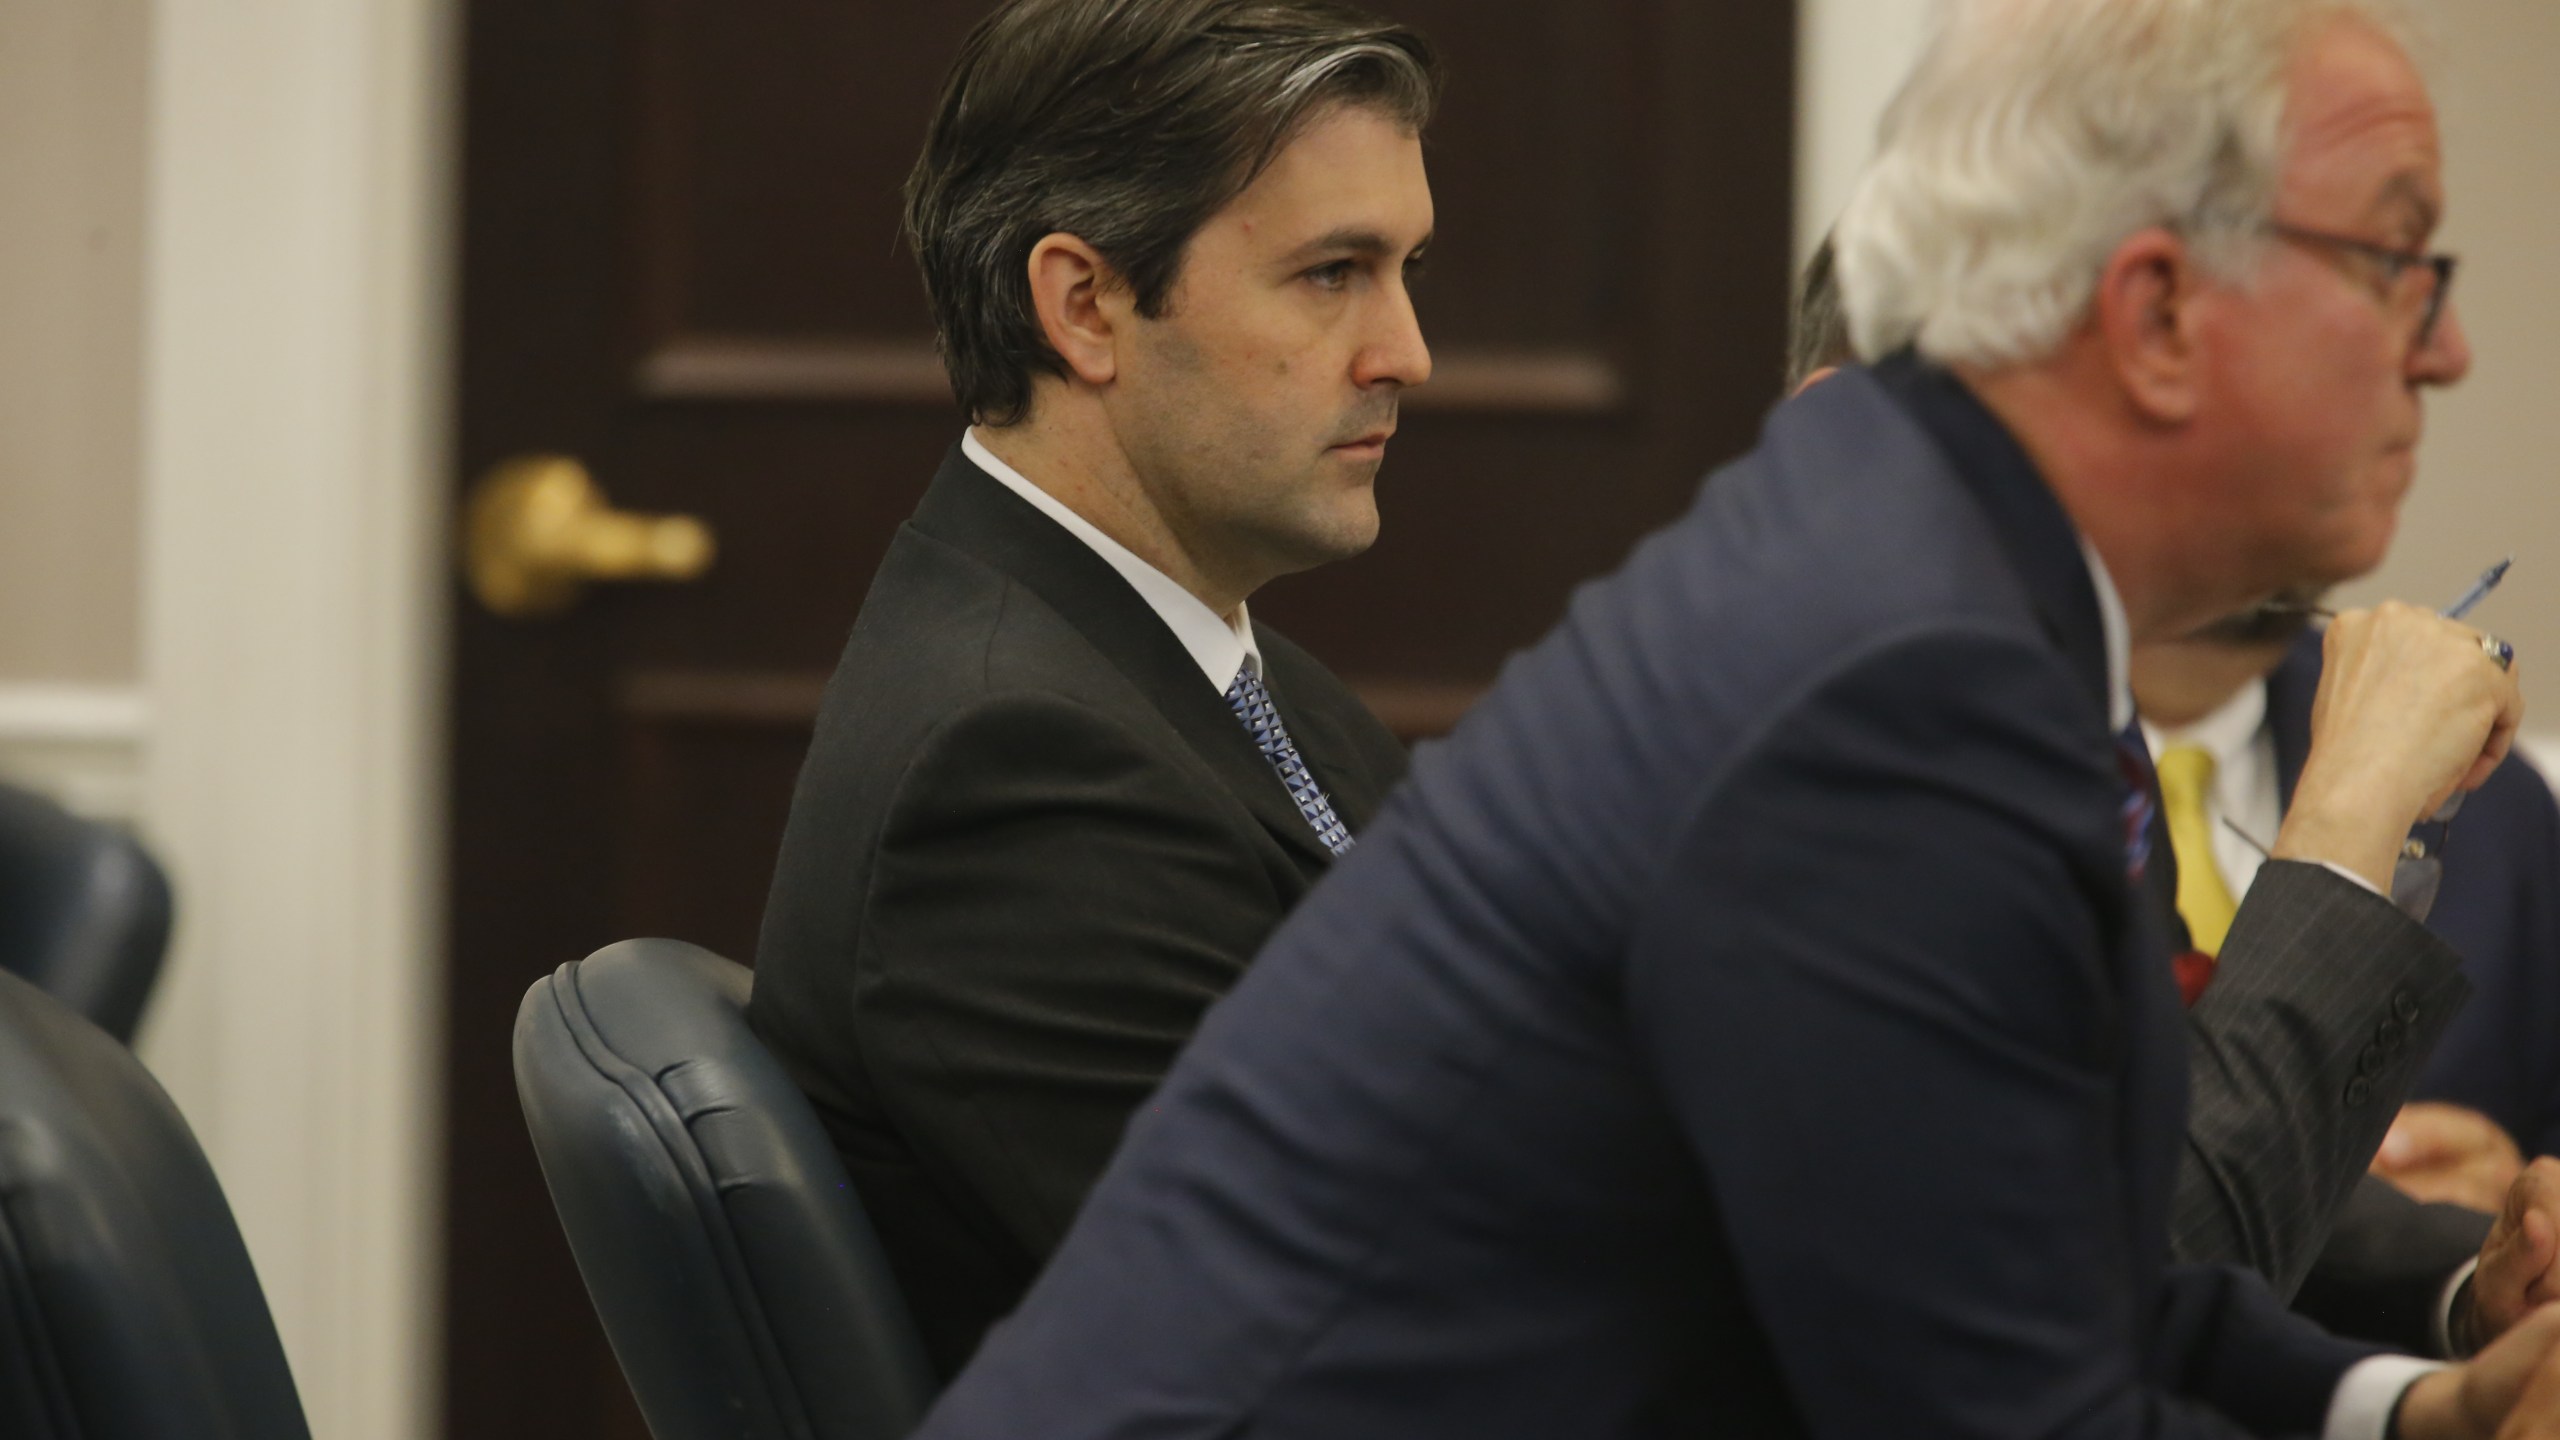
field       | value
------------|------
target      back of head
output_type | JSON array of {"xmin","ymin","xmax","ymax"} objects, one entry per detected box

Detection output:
[
  {"xmin": 1833, "ymin": 0, "xmax": 2424, "ymax": 369},
  {"xmin": 905, "ymin": 0, "xmax": 1443, "ymax": 425},
  {"xmin": 1786, "ymin": 232, "xmax": 1852, "ymax": 391}
]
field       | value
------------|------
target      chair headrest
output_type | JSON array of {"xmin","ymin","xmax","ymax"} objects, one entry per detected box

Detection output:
[
  {"xmin": 0, "ymin": 968, "xmax": 308, "ymax": 1439},
  {"xmin": 0, "ymin": 785, "xmax": 172, "ymax": 1042},
  {"xmin": 515, "ymin": 938, "xmax": 934, "ymax": 1440}
]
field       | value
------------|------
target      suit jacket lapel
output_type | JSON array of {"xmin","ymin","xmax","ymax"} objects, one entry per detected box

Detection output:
[
  {"xmin": 1849, "ymin": 361, "xmax": 2176, "ymax": 1282},
  {"xmin": 907, "ymin": 446, "xmax": 1336, "ymax": 870},
  {"xmin": 1865, "ymin": 356, "xmax": 2152, "ymax": 966}
]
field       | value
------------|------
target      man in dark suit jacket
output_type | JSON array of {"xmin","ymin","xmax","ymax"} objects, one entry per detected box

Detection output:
[
  {"xmin": 2138, "ymin": 624, "xmax": 2560, "ymax": 1354},
  {"xmin": 1791, "ymin": 243, "xmax": 2528, "ymax": 1360},
  {"xmin": 916, "ymin": 5, "xmax": 2560, "ymax": 1433},
  {"xmin": 748, "ymin": 0, "xmax": 1438, "ymax": 1376},
  {"xmin": 1792, "ymin": 229, "xmax": 2560, "ymax": 1357}
]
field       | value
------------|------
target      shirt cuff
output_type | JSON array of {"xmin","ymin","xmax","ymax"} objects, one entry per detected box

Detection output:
[
  {"xmin": 2319, "ymin": 859, "xmax": 2387, "ymax": 898},
  {"xmin": 2432, "ymin": 1255, "xmax": 2482, "ymax": 1359},
  {"xmin": 2326, "ymin": 1355, "xmax": 2448, "ymax": 1440}
]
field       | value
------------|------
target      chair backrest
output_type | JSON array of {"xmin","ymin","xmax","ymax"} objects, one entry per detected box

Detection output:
[
  {"xmin": 514, "ymin": 938, "xmax": 936, "ymax": 1440},
  {"xmin": 0, "ymin": 967, "xmax": 310, "ymax": 1440},
  {"xmin": 0, "ymin": 784, "xmax": 173, "ymax": 1043}
]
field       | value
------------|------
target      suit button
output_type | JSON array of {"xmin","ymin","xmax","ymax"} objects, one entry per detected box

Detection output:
[
  {"xmin": 2358, "ymin": 1042, "xmax": 2386, "ymax": 1075},
  {"xmin": 2393, "ymin": 991, "xmax": 2421, "ymax": 1023},
  {"xmin": 2376, "ymin": 1019, "xmax": 2407, "ymax": 1053},
  {"xmin": 2345, "ymin": 1076, "xmax": 2374, "ymax": 1106}
]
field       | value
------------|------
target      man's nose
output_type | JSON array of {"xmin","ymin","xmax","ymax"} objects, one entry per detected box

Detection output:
[
  {"xmin": 1354, "ymin": 285, "xmax": 1432, "ymax": 390},
  {"xmin": 2413, "ymin": 300, "xmax": 2473, "ymax": 386}
]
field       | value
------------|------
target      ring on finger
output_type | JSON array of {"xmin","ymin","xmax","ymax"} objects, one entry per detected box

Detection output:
[{"xmin": 2482, "ymin": 632, "xmax": 2516, "ymax": 672}]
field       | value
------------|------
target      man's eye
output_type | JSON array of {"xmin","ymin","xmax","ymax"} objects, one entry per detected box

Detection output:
[{"xmin": 1306, "ymin": 261, "xmax": 1354, "ymax": 291}]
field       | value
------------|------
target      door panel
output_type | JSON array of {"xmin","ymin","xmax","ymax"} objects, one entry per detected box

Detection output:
[{"xmin": 449, "ymin": 3, "xmax": 1793, "ymax": 1435}]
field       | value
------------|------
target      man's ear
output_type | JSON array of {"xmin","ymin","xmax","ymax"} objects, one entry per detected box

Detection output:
[
  {"xmin": 1027, "ymin": 233, "xmax": 1122, "ymax": 387},
  {"xmin": 2092, "ymin": 227, "xmax": 2205, "ymax": 426}
]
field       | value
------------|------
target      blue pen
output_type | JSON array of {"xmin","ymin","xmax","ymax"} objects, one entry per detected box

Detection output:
[{"xmin": 2442, "ymin": 556, "xmax": 2513, "ymax": 620}]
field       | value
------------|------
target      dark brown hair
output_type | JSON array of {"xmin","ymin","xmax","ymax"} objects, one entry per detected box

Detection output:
[
  {"xmin": 1786, "ymin": 231, "xmax": 1853, "ymax": 392},
  {"xmin": 905, "ymin": 0, "xmax": 1442, "ymax": 425}
]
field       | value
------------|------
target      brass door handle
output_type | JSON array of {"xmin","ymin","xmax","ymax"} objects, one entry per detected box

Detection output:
[{"xmin": 464, "ymin": 456, "xmax": 715, "ymax": 617}]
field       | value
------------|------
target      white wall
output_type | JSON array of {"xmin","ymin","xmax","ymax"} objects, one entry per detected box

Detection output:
[
  {"xmin": 133, "ymin": 3, "xmax": 456, "ymax": 1436},
  {"xmin": 1794, "ymin": 0, "xmax": 1934, "ymax": 265},
  {"xmin": 2333, "ymin": 1, "xmax": 2560, "ymax": 718},
  {"xmin": 0, "ymin": 0, "xmax": 147, "ymax": 688},
  {"xmin": 1, "ymin": 3, "xmax": 455, "ymax": 1438},
  {"xmin": 0, "ymin": 2, "xmax": 152, "ymax": 822}
]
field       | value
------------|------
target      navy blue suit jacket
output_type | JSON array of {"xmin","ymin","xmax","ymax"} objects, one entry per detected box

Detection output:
[
  {"xmin": 2266, "ymin": 639, "xmax": 2560, "ymax": 1155},
  {"xmin": 917, "ymin": 359, "xmax": 2376, "ymax": 1438}
]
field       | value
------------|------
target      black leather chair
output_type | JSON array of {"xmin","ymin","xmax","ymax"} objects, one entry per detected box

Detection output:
[
  {"xmin": 0, "ymin": 966, "xmax": 310, "ymax": 1439},
  {"xmin": 0, "ymin": 783, "xmax": 173, "ymax": 1043},
  {"xmin": 514, "ymin": 939, "xmax": 936, "ymax": 1440}
]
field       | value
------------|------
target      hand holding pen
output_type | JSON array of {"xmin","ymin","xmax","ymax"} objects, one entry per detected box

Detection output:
[
  {"xmin": 2272, "ymin": 566, "xmax": 2527, "ymax": 893},
  {"xmin": 2442, "ymin": 556, "xmax": 2514, "ymax": 670}
]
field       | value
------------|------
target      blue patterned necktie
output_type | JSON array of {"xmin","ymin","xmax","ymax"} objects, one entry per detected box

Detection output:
[{"xmin": 1225, "ymin": 664, "xmax": 1353, "ymax": 856}]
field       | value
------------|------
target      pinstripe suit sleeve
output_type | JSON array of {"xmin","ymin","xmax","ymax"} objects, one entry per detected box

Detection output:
[{"xmin": 2171, "ymin": 861, "xmax": 2471, "ymax": 1296}]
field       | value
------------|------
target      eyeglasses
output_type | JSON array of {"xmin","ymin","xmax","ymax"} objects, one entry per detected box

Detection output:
[{"xmin": 2263, "ymin": 222, "xmax": 2459, "ymax": 351}]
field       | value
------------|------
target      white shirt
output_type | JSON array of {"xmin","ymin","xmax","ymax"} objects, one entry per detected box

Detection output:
[
  {"xmin": 2082, "ymin": 540, "xmax": 2134, "ymax": 733},
  {"xmin": 2140, "ymin": 677, "xmax": 2282, "ymax": 902},
  {"xmin": 964, "ymin": 429, "xmax": 1261, "ymax": 693},
  {"xmin": 2122, "ymin": 625, "xmax": 2381, "ymax": 893},
  {"xmin": 2086, "ymin": 555, "xmax": 2438, "ymax": 1439}
]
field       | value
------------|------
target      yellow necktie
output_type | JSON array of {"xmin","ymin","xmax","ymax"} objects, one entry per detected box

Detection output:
[{"xmin": 2154, "ymin": 744, "xmax": 2237, "ymax": 955}]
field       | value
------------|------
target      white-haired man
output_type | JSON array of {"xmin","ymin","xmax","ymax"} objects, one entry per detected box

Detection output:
[
  {"xmin": 1794, "ymin": 231, "xmax": 2560, "ymax": 1362},
  {"xmin": 913, "ymin": 2, "xmax": 2560, "ymax": 1436}
]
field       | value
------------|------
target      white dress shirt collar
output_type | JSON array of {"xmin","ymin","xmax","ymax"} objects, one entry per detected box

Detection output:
[
  {"xmin": 963, "ymin": 429, "xmax": 1261, "ymax": 693},
  {"xmin": 2079, "ymin": 538, "xmax": 2134, "ymax": 733},
  {"xmin": 2141, "ymin": 676, "xmax": 2282, "ymax": 902},
  {"xmin": 2142, "ymin": 676, "xmax": 2269, "ymax": 777}
]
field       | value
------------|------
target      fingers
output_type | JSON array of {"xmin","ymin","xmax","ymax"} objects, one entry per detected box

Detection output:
[
  {"xmin": 2443, "ymin": 1302, "xmax": 2560, "ymax": 1440},
  {"xmin": 2469, "ymin": 638, "xmax": 2526, "ymax": 797},
  {"xmin": 2479, "ymin": 1164, "xmax": 2560, "ymax": 1346},
  {"xmin": 2381, "ymin": 1112, "xmax": 2443, "ymax": 1170},
  {"xmin": 2313, "ymin": 612, "xmax": 2353, "ymax": 730},
  {"xmin": 2525, "ymin": 1210, "xmax": 2560, "ymax": 1309},
  {"xmin": 2384, "ymin": 1104, "xmax": 2509, "ymax": 1170},
  {"xmin": 2377, "ymin": 1106, "xmax": 2528, "ymax": 1212},
  {"xmin": 2491, "ymin": 1322, "xmax": 2560, "ymax": 1440},
  {"xmin": 2399, "ymin": 1165, "xmax": 2532, "ymax": 1215},
  {"xmin": 2284, "ymin": 604, "xmax": 2530, "ymax": 883}
]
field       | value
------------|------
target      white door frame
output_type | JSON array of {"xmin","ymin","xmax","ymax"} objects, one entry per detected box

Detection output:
[{"xmin": 136, "ymin": 3, "xmax": 457, "ymax": 1436}]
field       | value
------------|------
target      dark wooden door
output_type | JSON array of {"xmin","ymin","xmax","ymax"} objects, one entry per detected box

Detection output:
[{"xmin": 447, "ymin": 2, "xmax": 1794, "ymax": 1435}]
